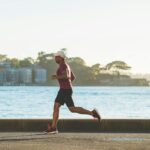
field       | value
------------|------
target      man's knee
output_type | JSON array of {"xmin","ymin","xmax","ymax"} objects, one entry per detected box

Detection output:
[{"xmin": 69, "ymin": 107, "xmax": 76, "ymax": 113}]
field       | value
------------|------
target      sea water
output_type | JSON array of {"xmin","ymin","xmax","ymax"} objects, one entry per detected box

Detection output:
[{"xmin": 0, "ymin": 86, "xmax": 150, "ymax": 119}]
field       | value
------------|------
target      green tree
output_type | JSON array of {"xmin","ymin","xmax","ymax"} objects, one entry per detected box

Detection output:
[
  {"xmin": 68, "ymin": 57, "xmax": 86, "ymax": 66},
  {"xmin": 10, "ymin": 58, "xmax": 20, "ymax": 68},
  {"xmin": 37, "ymin": 51, "xmax": 46, "ymax": 64},
  {"xmin": 91, "ymin": 63, "xmax": 101, "ymax": 75},
  {"xmin": 37, "ymin": 51, "xmax": 55, "ymax": 67},
  {"xmin": 0, "ymin": 54, "xmax": 7, "ymax": 61},
  {"xmin": 36, "ymin": 51, "xmax": 57, "ymax": 85},
  {"xmin": 19, "ymin": 57, "xmax": 34, "ymax": 67},
  {"xmin": 68, "ymin": 57, "xmax": 98, "ymax": 85},
  {"xmin": 61, "ymin": 48, "xmax": 67, "ymax": 55},
  {"xmin": 106, "ymin": 61, "xmax": 131, "ymax": 70},
  {"xmin": 106, "ymin": 60, "xmax": 131, "ymax": 75}
]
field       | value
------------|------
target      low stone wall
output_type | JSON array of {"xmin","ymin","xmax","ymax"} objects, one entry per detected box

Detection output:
[{"xmin": 0, "ymin": 119, "xmax": 150, "ymax": 133}]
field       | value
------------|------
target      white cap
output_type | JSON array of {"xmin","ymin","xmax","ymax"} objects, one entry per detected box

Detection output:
[{"xmin": 54, "ymin": 51, "xmax": 66, "ymax": 59}]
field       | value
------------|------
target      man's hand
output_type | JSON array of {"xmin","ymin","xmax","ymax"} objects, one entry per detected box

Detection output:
[{"xmin": 51, "ymin": 75, "xmax": 57, "ymax": 80}]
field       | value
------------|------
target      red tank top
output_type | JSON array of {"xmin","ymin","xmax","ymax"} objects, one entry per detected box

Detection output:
[{"xmin": 56, "ymin": 62, "xmax": 72, "ymax": 89}]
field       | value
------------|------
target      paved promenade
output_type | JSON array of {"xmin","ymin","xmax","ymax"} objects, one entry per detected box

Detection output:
[{"xmin": 0, "ymin": 132, "xmax": 150, "ymax": 150}]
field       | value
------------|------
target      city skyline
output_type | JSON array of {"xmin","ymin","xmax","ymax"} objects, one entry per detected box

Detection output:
[{"xmin": 0, "ymin": 0, "xmax": 150, "ymax": 73}]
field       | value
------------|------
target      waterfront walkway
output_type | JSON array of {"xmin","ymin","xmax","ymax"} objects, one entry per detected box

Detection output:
[
  {"xmin": 0, "ymin": 132, "xmax": 150, "ymax": 150},
  {"xmin": 0, "ymin": 119, "xmax": 150, "ymax": 150}
]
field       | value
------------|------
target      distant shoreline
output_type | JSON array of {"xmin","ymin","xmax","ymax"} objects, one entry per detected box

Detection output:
[{"xmin": 0, "ymin": 84, "xmax": 149, "ymax": 87}]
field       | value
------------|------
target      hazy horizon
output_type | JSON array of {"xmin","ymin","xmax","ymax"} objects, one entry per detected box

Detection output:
[{"xmin": 1, "ymin": 0, "xmax": 150, "ymax": 73}]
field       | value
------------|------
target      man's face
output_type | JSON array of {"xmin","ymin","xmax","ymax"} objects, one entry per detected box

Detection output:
[{"xmin": 55, "ymin": 56, "xmax": 63, "ymax": 64}]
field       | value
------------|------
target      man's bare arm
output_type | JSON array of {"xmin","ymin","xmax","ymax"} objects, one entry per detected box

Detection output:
[{"xmin": 51, "ymin": 69, "xmax": 69, "ymax": 80}]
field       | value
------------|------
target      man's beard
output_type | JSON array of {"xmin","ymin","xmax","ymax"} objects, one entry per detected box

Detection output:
[{"xmin": 55, "ymin": 60, "xmax": 60, "ymax": 64}]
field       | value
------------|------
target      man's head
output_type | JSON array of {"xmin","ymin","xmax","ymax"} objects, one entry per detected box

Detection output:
[{"xmin": 54, "ymin": 51, "xmax": 66, "ymax": 64}]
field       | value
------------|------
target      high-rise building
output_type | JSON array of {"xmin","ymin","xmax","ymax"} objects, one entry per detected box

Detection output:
[
  {"xmin": 19, "ymin": 68, "xmax": 32, "ymax": 84},
  {"xmin": 0, "ymin": 68, "xmax": 6, "ymax": 84},
  {"xmin": 0, "ymin": 61, "xmax": 11, "ymax": 69},
  {"xmin": 34, "ymin": 68, "xmax": 47, "ymax": 83},
  {"xmin": 6, "ymin": 69, "xmax": 19, "ymax": 83}
]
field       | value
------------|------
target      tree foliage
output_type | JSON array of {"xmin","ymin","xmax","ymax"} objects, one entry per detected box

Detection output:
[
  {"xmin": 0, "ymin": 54, "xmax": 7, "ymax": 61},
  {"xmin": 106, "ymin": 61, "xmax": 131, "ymax": 70},
  {"xmin": 19, "ymin": 57, "xmax": 34, "ymax": 67},
  {"xmin": 0, "ymin": 52, "xmax": 135, "ymax": 85}
]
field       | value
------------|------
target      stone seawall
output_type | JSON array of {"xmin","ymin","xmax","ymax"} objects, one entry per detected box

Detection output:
[{"xmin": 0, "ymin": 119, "xmax": 150, "ymax": 133}]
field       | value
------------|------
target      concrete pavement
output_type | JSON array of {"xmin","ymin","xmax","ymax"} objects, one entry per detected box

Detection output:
[{"xmin": 0, "ymin": 132, "xmax": 150, "ymax": 150}]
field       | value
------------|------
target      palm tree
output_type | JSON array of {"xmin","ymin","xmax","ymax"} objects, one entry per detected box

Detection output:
[{"xmin": 106, "ymin": 60, "xmax": 131, "ymax": 75}]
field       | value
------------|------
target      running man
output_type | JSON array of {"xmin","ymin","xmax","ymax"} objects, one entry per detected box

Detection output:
[{"xmin": 46, "ymin": 50, "xmax": 101, "ymax": 133}]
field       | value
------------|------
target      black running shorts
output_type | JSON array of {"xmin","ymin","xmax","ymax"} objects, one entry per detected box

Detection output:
[{"xmin": 55, "ymin": 89, "xmax": 75, "ymax": 107}]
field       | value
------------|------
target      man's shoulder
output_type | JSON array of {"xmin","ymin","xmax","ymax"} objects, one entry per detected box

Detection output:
[{"xmin": 60, "ymin": 62, "xmax": 70, "ymax": 69}]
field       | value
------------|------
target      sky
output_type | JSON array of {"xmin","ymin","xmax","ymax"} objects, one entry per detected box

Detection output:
[{"xmin": 0, "ymin": 0, "xmax": 150, "ymax": 73}]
